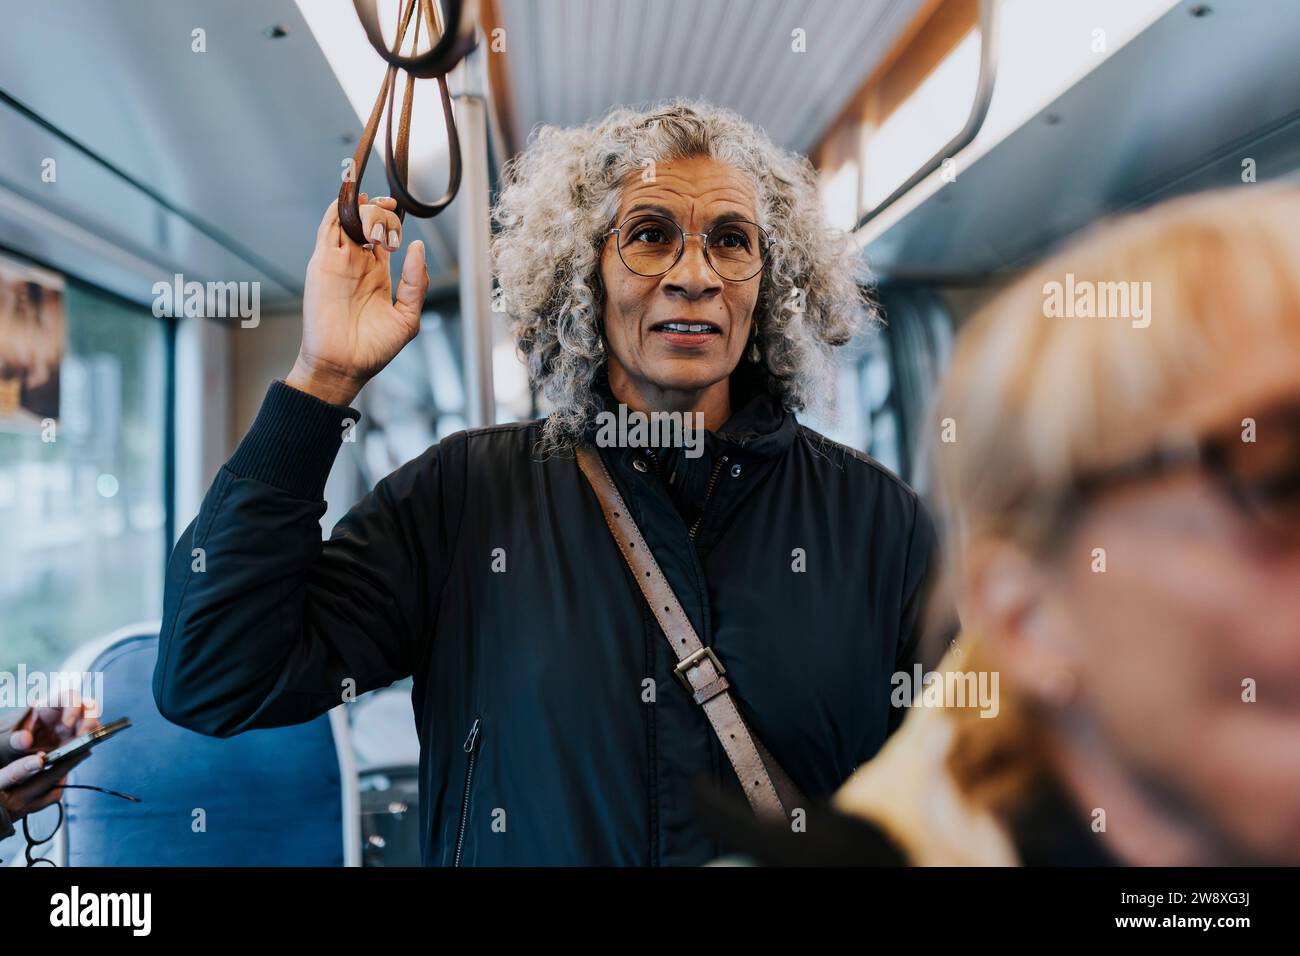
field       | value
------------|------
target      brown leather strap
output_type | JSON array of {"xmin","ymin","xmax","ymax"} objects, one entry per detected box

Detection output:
[
  {"xmin": 337, "ymin": 0, "xmax": 473, "ymax": 246},
  {"xmin": 353, "ymin": 0, "xmax": 478, "ymax": 78},
  {"xmin": 575, "ymin": 444, "xmax": 804, "ymax": 820}
]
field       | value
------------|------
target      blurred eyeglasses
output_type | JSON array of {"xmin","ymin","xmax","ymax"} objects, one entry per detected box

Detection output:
[
  {"xmin": 1185, "ymin": 402, "xmax": 1300, "ymax": 542},
  {"xmin": 1046, "ymin": 400, "xmax": 1300, "ymax": 544},
  {"xmin": 11, "ymin": 784, "xmax": 140, "ymax": 867},
  {"xmin": 604, "ymin": 214, "xmax": 775, "ymax": 282}
]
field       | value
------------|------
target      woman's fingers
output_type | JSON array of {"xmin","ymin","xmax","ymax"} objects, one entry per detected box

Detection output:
[
  {"xmin": 0, "ymin": 753, "xmax": 43, "ymax": 790},
  {"xmin": 9, "ymin": 751, "xmax": 91, "ymax": 811},
  {"xmin": 74, "ymin": 712, "xmax": 102, "ymax": 737},
  {"xmin": 8, "ymin": 726, "xmax": 33, "ymax": 755},
  {"xmin": 24, "ymin": 754, "xmax": 89, "ymax": 816},
  {"xmin": 394, "ymin": 240, "xmax": 429, "ymax": 324},
  {"xmin": 60, "ymin": 695, "xmax": 84, "ymax": 732},
  {"xmin": 318, "ymin": 195, "xmax": 401, "ymax": 253},
  {"xmin": 19, "ymin": 705, "xmax": 78, "ymax": 751},
  {"xmin": 358, "ymin": 202, "xmax": 403, "ymax": 252}
]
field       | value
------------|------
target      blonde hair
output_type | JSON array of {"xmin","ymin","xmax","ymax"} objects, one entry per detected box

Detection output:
[{"xmin": 933, "ymin": 185, "xmax": 1300, "ymax": 811}]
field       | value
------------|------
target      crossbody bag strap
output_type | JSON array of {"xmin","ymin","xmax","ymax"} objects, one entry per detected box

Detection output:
[{"xmin": 575, "ymin": 444, "xmax": 804, "ymax": 820}]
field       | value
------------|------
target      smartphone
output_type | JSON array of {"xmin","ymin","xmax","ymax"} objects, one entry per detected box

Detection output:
[{"xmin": 39, "ymin": 717, "xmax": 132, "ymax": 776}]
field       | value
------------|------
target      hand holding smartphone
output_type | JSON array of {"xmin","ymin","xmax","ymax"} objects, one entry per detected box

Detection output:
[{"xmin": 38, "ymin": 717, "xmax": 132, "ymax": 776}]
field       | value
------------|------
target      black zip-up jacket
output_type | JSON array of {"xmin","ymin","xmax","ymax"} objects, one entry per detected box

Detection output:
[{"xmin": 155, "ymin": 369, "xmax": 938, "ymax": 865}]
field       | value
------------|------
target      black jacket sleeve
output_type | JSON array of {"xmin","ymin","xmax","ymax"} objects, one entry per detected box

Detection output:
[
  {"xmin": 153, "ymin": 380, "xmax": 464, "ymax": 737},
  {"xmin": 886, "ymin": 495, "xmax": 944, "ymax": 734}
]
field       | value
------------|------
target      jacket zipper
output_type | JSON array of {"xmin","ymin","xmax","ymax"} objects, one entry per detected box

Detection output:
[
  {"xmin": 688, "ymin": 455, "xmax": 728, "ymax": 540},
  {"xmin": 452, "ymin": 716, "xmax": 482, "ymax": 866},
  {"xmin": 641, "ymin": 448, "xmax": 729, "ymax": 539}
]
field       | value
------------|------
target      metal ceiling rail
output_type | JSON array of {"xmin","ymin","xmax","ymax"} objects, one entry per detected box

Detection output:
[
  {"xmin": 0, "ymin": 86, "xmax": 304, "ymax": 296},
  {"xmin": 854, "ymin": 0, "xmax": 1001, "ymax": 231}
]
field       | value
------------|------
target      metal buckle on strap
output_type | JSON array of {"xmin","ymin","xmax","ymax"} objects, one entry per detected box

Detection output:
[{"xmin": 674, "ymin": 646, "xmax": 725, "ymax": 692}]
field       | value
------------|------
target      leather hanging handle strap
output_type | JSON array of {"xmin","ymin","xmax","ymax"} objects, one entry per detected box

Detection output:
[
  {"xmin": 337, "ymin": 0, "xmax": 473, "ymax": 246},
  {"xmin": 575, "ymin": 444, "xmax": 805, "ymax": 820},
  {"xmin": 353, "ymin": 0, "xmax": 479, "ymax": 79}
]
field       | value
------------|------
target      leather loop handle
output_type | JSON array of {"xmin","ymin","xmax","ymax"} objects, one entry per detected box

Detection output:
[
  {"xmin": 575, "ymin": 444, "xmax": 805, "ymax": 820},
  {"xmin": 338, "ymin": 63, "xmax": 398, "ymax": 246},
  {"xmin": 337, "ymin": 0, "xmax": 474, "ymax": 246},
  {"xmin": 353, "ymin": 0, "xmax": 479, "ymax": 79},
  {"xmin": 384, "ymin": 73, "xmax": 462, "ymax": 219}
]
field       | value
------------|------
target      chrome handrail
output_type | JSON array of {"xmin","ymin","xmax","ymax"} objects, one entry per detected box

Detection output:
[{"xmin": 854, "ymin": 0, "xmax": 1001, "ymax": 231}]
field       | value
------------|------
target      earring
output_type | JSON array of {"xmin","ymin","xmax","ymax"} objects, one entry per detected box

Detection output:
[{"xmin": 746, "ymin": 328, "xmax": 760, "ymax": 363}]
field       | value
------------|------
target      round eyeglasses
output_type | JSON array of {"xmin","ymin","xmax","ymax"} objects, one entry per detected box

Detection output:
[{"xmin": 604, "ymin": 214, "xmax": 774, "ymax": 282}]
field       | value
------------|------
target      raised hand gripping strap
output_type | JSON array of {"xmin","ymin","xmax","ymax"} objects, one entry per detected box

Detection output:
[{"xmin": 337, "ymin": 0, "xmax": 475, "ymax": 246}]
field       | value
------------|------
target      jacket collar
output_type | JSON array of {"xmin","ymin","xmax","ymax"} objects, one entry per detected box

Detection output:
[{"xmin": 582, "ymin": 363, "xmax": 796, "ymax": 461}]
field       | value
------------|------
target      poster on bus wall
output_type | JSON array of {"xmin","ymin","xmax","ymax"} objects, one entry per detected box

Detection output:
[{"xmin": 0, "ymin": 255, "xmax": 64, "ymax": 430}]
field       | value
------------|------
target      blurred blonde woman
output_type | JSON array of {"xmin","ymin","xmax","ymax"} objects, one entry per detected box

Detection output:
[{"xmin": 831, "ymin": 185, "xmax": 1300, "ymax": 865}]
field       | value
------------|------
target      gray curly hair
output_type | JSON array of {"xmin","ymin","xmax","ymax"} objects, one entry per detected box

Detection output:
[{"xmin": 491, "ymin": 98, "xmax": 872, "ymax": 453}]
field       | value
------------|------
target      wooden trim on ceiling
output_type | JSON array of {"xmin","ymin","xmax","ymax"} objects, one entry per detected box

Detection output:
[
  {"xmin": 478, "ymin": 0, "xmax": 521, "ymax": 161},
  {"xmin": 811, "ymin": 0, "xmax": 978, "ymax": 171}
]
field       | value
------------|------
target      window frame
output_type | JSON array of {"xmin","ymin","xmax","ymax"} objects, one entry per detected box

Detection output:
[{"xmin": 0, "ymin": 241, "xmax": 178, "ymax": 624}]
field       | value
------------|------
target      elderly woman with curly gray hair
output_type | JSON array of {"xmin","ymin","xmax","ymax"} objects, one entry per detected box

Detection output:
[{"xmin": 156, "ymin": 100, "xmax": 940, "ymax": 866}]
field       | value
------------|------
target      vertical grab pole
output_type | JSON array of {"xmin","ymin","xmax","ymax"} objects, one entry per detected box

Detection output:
[{"xmin": 456, "ymin": 48, "xmax": 495, "ymax": 427}]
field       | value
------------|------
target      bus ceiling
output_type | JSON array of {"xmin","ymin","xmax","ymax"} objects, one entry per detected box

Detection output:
[{"xmin": 840, "ymin": 0, "xmax": 1300, "ymax": 284}]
